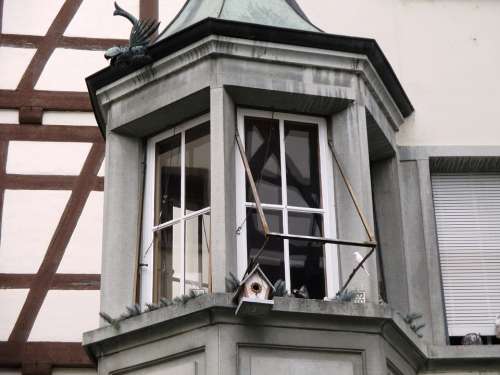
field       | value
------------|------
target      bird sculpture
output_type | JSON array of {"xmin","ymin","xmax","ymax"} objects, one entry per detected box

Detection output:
[
  {"xmin": 104, "ymin": 2, "xmax": 161, "ymax": 66},
  {"xmin": 354, "ymin": 251, "xmax": 370, "ymax": 276},
  {"xmin": 292, "ymin": 285, "xmax": 309, "ymax": 299}
]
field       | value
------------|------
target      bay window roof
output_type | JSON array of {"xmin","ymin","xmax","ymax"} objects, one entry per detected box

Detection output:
[
  {"xmin": 86, "ymin": 1, "xmax": 414, "ymax": 136},
  {"xmin": 159, "ymin": 0, "xmax": 321, "ymax": 39}
]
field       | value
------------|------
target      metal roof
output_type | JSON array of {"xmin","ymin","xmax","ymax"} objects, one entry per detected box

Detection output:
[{"xmin": 158, "ymin": 0, "xmax": 321, "ymax": 40}]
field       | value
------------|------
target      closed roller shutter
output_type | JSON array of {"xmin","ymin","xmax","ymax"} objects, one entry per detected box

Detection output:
[{"xmin": 432, "ymin": 173, "xmax": 500, "ymax": 337}]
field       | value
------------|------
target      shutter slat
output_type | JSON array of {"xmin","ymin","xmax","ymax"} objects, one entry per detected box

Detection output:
[{"xmin": 432, "ymin": 173, "xmax": 500, "ymax": 336}]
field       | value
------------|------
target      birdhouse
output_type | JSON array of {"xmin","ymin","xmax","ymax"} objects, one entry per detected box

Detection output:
[{"xmin": 234, "ymin": 264, "xmax": 275, "ymax": 316}]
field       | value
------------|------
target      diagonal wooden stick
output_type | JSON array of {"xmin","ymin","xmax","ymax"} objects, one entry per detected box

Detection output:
[{"xmin": 328, "ymin": 140, "xmax": 375, "ymax": 242}]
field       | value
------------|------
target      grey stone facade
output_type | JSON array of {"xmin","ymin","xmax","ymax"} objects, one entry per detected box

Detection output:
[{"xmin": 84, "ymin": 3, "xmax": 500, "ymax": 374}]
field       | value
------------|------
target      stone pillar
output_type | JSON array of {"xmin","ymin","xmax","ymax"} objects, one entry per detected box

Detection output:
[
  {"xmin": 210, "ymin": 86, "xmax": 237, "ymax": 293},
  {"xmin": 371, "ymin": 156, "xmax": 410, "ymax": 313},
  {"xmin": 398, "ymin": 160, "xmax": 436, "ymax": 342},
  {"xmin": 416, "ymin": 159, "xmax": 447, "ymax": 344},
  {"xmin": 100, "ymin": 130, "xmax": 143, "ymax": 321},
  {"xmin": 331, "ymin": 103, "xmax": 378, "ymax": 302},
  {"xmin": 398, "ymin": 158, "xmax": 446, "ymax": 344}
]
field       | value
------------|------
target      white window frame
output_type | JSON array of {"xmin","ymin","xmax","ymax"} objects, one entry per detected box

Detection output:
[
  {"xmin": 140, "ymin": 113, "xmax": 210, "ymax": 305},
  {"xmin": 235, "ymin": 108, "xmax": 339, "ymax": 298}
]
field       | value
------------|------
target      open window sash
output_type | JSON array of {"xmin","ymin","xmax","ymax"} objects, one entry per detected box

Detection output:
[{"xmin": 235, "ymin": 129, "xmax": 377, "ymax": 296}]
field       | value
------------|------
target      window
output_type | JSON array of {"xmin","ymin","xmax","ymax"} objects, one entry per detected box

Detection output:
[
  {"xmin": 141, "ymin": 114, "xmax": 211, "ymax": 303},
  {"xmin": 432, "ymin": 173, "xmax": 500, "ymax": 342},
  {"xmin": 236, "ymin": 109, "xmax": 339, "ymax": 299}
]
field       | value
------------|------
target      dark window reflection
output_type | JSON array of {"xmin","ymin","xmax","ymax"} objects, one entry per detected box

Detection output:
[
  {"xmin": 185, "ymin": 123, "xmax": 210, "ymax": 212},
  {"xmin": 156, "ymin": 134, "xmax": 181, "ymax": 223},
  {"xmin": 288, "ymin": 212, "xmax": 326, "ymax": 299},
  {"xmin": 245, "ymin": 117, "xmax": 281, "ymax": 204},
  {"xmin": 246, "ymin": 208, "xmax": 284, "ymax": 284},
  {"xmin": 285, "ymin": 121, "xmax": 321, "ymax": 208}
]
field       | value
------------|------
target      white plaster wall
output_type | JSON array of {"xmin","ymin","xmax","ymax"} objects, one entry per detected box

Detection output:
[
  {"xmin": 6, "ymin": 141, "xmax": 91, "ymax": 175},
  {"xmin": 158, "ymin": 0, "xmax": 185, "ymax": 28},
  {"xmin": 35, "ymin": 49, "xmax": 107, "ymax": 92},
  {"xmin": 0, "ymin": 190, "xmax": 70, "ymax": 273},
  {"xmin": 43, "ymin": 111, "xmax": 97, "ymax": 126},
  {"xmin": 97, "ymin": 159, "xmax": 105, "ymax": 177},
  {"xmin": 57, "ymin": 192, "xmax": 103, "ymax": 274},
  {"xmin": 0, "ymin": 370, "xmax": 22, "ymax": 375},
  {"xmin": 0, "ymin": 109, "xmax": 19, "ymax": 124},
  {"xmin": 64, "ymin": 0, "xmax": 139, "ymax": 39},
  {"xmin": 2, "ymin": 0, "xmax": 64, "ymax": 36},
  {"xmin": 0, "ymin": 47, "xmax": 36, "ymax": 90},
  {"xmin": 296, "ymin": 0, "xmax": 500, "ymax": 146},
  {"xmin": 0, "ymin": 289, "xmax": 29, "ymax": 340},
  {"xmin": 29, "ymin": 290, "xmax": 100, "ymax": 342}
]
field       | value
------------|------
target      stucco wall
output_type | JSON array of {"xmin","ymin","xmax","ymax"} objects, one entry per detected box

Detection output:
[{"xmin": 298, "ymin": 0, "xmax": 500, "ymax": 146}]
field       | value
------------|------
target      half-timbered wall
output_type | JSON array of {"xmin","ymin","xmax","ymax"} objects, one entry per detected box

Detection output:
[{"xmin": 0, "ymin": 1, "xmax": 185, "ymax": 373}]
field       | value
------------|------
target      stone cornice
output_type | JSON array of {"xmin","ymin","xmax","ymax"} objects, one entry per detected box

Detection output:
[{"xmin": 87, "ymin": 19, "xmax": 412, "ymax": 136}]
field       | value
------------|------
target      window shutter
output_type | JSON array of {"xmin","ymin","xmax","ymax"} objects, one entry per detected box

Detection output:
[{"xmin": 432, "ymin": 173, "xmax": 500, "ymax": 337}]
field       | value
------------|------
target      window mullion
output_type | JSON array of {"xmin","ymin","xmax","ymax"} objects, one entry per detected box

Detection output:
[
  {"xmin": 280, "ymin": 119, "xmax": 291, "ymax": 292},
  {"xmin": 180, "ymin": 131, "xmax": 186, "ymax": 295}
]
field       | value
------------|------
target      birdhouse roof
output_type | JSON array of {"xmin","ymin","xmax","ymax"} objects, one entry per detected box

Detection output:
[{"xmin": 240, "ymin": 263, "xmax": 275, "ymax": 291}]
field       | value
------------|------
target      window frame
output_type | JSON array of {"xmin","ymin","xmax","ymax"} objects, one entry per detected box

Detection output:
[
  {"xmin": 235, "ymin": 108, "xmax": 340, "ymax": 298},
  {"xmin": 140, "ymin": 113, "xmax": 211, "ymax": 304}
]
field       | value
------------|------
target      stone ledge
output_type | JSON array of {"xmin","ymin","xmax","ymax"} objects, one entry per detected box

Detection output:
[
  {"xmin": 83, "ymin": 293, "xmax": 500, "ymax": 371},
  {"xmin": 83, "ymin": 294, "xmax": 424, "ymax": 358}
]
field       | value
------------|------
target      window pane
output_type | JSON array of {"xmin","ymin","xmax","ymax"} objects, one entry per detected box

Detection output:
[
  {"xmin": 245, "ymin": 117, "xmax": 281, "ymax": 204},
  {"xmin": 246, "ymin": 208, "xmax": 284, "ymax": 284},
  {"xmin": 156, "ymin": 224, "xmax": 182, "ymax": 300},
  {"xmin": 284, "ymin": 121, "xmax": 321, "ymax": 208},
  {"xmin": 185, "ymin": 123, "xmax": 210, "ymax": 212},
  {"xmin": 156, "ymin": 134, "xmax": 181, "ymax": 223},
  {"xmin": 185, "ymin": 213, "xmax": 211, "ymax": 294},
  {"xmin": 288, "ymin": 212, "xmax": 325, "ymax": 299}
]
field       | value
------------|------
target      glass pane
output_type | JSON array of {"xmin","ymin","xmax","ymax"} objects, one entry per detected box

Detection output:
[
  {"xmin": 185, "ymin": 123, "xmax": 210, "ymax": 212},
  {"xmin": 246, "ymin": 208, "xmax": 284, "ymax": 285},
  {"xmin": 156, "ymin": 134, "xmax": 182, "ymax": 224},
  {"xmin": 288, "ymin": 212, "xmax": 326, "ymax": 299},
  {"xmin": 156, "ymin": 224, "xmax": 182, "ymax": 300},
  {"xmin": 244, "ymin": 116, "xmax": 281, "ymax": 204},
  {"xmin": 185, "ymin": 213, "xmax": 211, "ymax": 294},
  {"xmin": 284, "ymin": 121, "xmax": 321, "ymax": 208}
]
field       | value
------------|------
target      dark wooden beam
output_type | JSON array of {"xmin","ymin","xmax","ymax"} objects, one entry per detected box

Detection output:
[
  {"xmin": 0, "ymin": 90, "xmax": 92, "ymax": 111},
  {"xmin": 0, "ymin": 124, "xmax": 102, "ymax": 142},
  {"xmin": 60, "ymin": 36, "xmax": 127, "ymax": 50},
  {"xmin": 22, "ymin": 362, "xmax": 52, "ymax": 375},
  {"xmin": 0, "ymin": 34, "xmax": 127, "ymax": 50},
  {"xmin": 51, "ymin": 274, "xmax": 100, "ymax": 290},
  {"xmin": 9, "ymin": 143, "xmax": 105, "ymax": 342},
  {"xmin": 0, "ymin": 274, "xmax": 100, "ymax": 290},
  {"xmin": 3, "ymin": 175, "xmax": 104, "ymax": 191},
  {"xmin": 140, "ymin": 0, "xmax": 159, "ymax": 21},
  {"xmin": 0, "ymin": 34, "xmax": 44, "ymax": 48},
  {"xmin": 19, "ymin": 107, "xmax": 43, "ymax": 124},
  {"xmin": 16, "ymin": 0, "xmax": 84, "ymax": 91},
  {"xmin": 0, "ymin": 342, "xmax": 94, "ymax": 367}
]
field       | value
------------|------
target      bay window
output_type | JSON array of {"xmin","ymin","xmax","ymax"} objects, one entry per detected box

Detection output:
[
  {"xmin": 236, "ymin": 109, "xmax": 339, "ymax": 299},
  {"xmin": 142, "ymin": 114, "xmax": 211, "ymax": 302}
]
